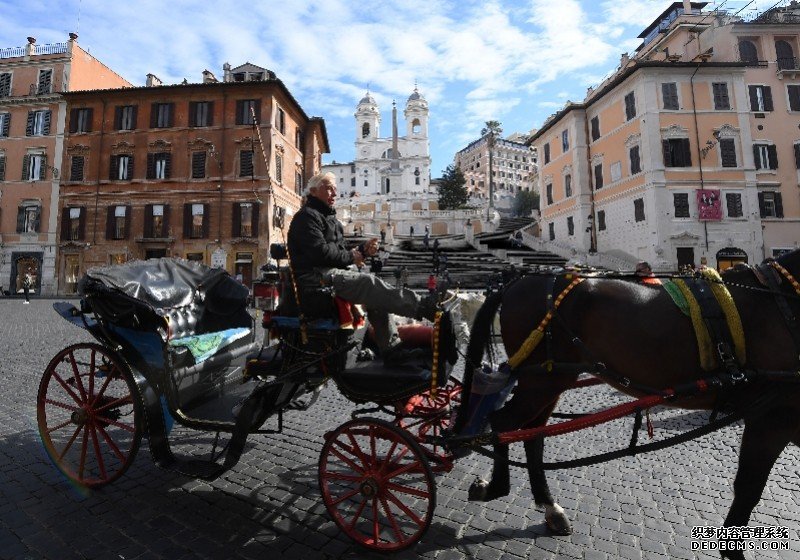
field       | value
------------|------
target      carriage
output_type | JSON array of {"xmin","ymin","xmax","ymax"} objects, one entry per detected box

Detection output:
[{"xmin": 36, "ymin": 248, "xmax": 800, "ymax": 558}]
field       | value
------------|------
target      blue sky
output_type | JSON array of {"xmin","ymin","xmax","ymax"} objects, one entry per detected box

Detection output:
[{"xmin": 0, "ymin": 0, "xmax": 762, "ymax": 176}]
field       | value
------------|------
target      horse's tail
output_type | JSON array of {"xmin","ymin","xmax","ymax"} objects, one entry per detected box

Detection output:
[{"xmin": 454, "ymin": 288, "xmax": 504, "ymax": 432}]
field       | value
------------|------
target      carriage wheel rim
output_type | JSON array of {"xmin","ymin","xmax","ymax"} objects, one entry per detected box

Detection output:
[
  {"xmin": 37, "ymin": 343, "xmax": 141, "ymax": 488},
  {"xmin": 319, "ymin": 418, "xmax": 435, "ymax": 552}
]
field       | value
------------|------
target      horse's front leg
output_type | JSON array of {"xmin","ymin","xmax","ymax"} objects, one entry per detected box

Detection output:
[
  {"xmin": 720, "ymin": 409, "xmax": 795, "ymax": 560},
  {"xmin": 524, "ymin": 436, "xmax": 572, "ymax": 535}
]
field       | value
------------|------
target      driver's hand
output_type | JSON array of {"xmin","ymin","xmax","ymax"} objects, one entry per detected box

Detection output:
[
  {"xmin": 364, "ymin": 238, "xmax": 379, "ymax": 257},
  {"xmin": 351, "ymin": 248, "xmax": 365, "ymax": 267}
]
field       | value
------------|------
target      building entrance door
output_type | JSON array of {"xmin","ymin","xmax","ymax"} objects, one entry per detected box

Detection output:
[
  {"xmin": 145, "ymin": 249, "xmax": 167, "ymax": 259},
  {"xmin": 716, "ymin": 247, "xmax": 748, "ymax": 272},
  {"xmin": 64, "ymin": 255, "xmax": 80, "ymax": 294},
  {"xmin": 676, "ymin": 247, "xmax": 695, "ymax": 271}
]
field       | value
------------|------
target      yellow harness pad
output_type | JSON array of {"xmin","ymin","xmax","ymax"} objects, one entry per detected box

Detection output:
[{"xmin": 673, "ymin": 268, "xmax": 746, "ymax": 371}]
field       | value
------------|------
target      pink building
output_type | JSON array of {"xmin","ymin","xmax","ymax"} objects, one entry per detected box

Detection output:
[{"xmin": 0, "ymin": 35, "xmax": 130, "ymax": 296}]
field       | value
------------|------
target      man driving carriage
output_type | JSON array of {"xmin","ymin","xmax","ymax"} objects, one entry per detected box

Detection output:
[{"xmin": 287, "ymin": 172, "xmax": 438, "ymax": 364}]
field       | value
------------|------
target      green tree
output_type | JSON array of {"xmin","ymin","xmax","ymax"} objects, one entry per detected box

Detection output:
[
  {"xmin": 437, "ymin": 164, "xmax": 469, "ymax": 210},
  {"xmin": 480, "ymin": 121, "xmax": 503, "ymax": 208},
  {"xmin": 512, "ymin": 188, "xmax": 539, "ymax": 217}
]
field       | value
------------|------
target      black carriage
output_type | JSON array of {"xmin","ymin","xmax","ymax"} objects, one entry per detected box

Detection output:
[{"xmin": 37, "ymin": 255, "xmax": 462, "ymax": 551}]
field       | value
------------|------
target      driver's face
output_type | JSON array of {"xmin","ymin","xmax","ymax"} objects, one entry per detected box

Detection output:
[{"xmin": 309, "ymin": 179, "xmax": 337, "ymax": 208}]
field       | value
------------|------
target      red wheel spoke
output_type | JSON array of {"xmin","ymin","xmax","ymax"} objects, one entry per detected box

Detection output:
[
  {"xmin": 57, "ymin": 424, "xmax": 84, "ymax": 461},
  {"xmin": 371, "ymin": 497, "xmax": 380, "ymax": 545},
  {"xmin": 347, "ymin": 497, "xmax": 369, "ymax": 531},
  {"xmin": 68, "ymin": 352, "xmax": 89, "ymax": 402},
  {"xmin": 383, "ymin": 447, "xmax": 414, "ymax": 478},
  {"xmin": 328, "ymin": 487, "xmax": 361, "ymax": 507},
  {"xmin": 43, "ymin": 397, "xmax": 80, "ymax": 413},
  {"xmin": 46, "ymin": 418, "xmax": 74, "ymax": 435},
  {"xmin": 346, "ymin": 431, "xmax": 370, "ymax": 470},
  {"xmin": 386, "ymin": 489, "xmax": 425, "ymax": 528},
  {"xmin": 52, "ymin": 371, "xmax": 84, "ymax": 405},
  {"xmin": 380, "ymin": 495, "xmax": 404, "ymax": 543},
  {"xmin": 91, "ymin": 373, "xmax": 114, "ymax": 405},
  {"xmin": 93, "ymin": 395, "xmax": 132, "ymax": 414},
  {"xmin": 88, "ymin": 424, "xmax": 108, "ymax": 480},
  {"xmin": 93, "ymin": 416, "xmax": 136, "ymax": 434},
  {"xmin": 330, "ymin": 443, "xmax": 366, "ymax": 474},
  {"xmin": 88, "ymin": 349, "xmax": 97, "ymax": 401},
  {"xmin": 96, "ymin": 424, "xmax": 126, "ymax": 462},
  {"xmin": 382, "ymin": 439, "xmax": 400, "ymax": 469},
  {"xmin": 78, "ymin": 426, "xmax": 89, "ymax": 479},
  {"xmin": 385, "ymin": 481, "xmax": 431, "ymax": 499},
  {"xmin": 321, "ymin": 471, "xmax": 362, "ymax": 483}
]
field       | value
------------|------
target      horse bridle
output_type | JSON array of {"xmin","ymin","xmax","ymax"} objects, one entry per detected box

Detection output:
[{"xmin": 754, "ymin": 260, "xmax": 800, "ymax": 358}]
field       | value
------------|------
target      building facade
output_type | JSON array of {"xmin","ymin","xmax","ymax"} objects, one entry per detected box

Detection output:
[
  {"xmin": 529, "ymin": 1, "xmax": 800, "ymax": 271},
  {"xmin": 0, "ymin": 34, "xmax": 130, "ymax": 296},
  {"xmin": 57, "ymin": 63, "xmax": 328, "ymax": 294}
]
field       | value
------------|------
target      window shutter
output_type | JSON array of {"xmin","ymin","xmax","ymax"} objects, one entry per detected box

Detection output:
[
  {"xmin": 681, "ymin": 138, "xmax": 692, "ymax": 167},
  {"xmin": 78, "ymin": 208, "xmax": 86, "ymax": 240},
  {"xmin": 749, "ymin": 86, "xmax": 759, "ymax": 111},
  {"xmin": 164, "ymin": 153, "xmax": 172, "ymax": 179},
  {"xmin": 69, "ymin": 108, "xmax": 78, "ymax": 133},
  {"xmin": 43, "ymin": 110, "xmax": 51, "ymax": 135},
  {"xmin": 146, "ymin": 153, "xmax": 155, "ymax": 179},
  {"xmin": 235, "ymin": 100, "xmax": 244, "ymax": 125},
  {"xmin": 590, "ymin": 117, "xmax": 599, "ymax": 141},
  {"xmin": 788, "ymin": 86, "xmax": 800, "ymax": 111},
  {"xmin": 144, "ymin": 204, "xmax": 153, "ymax": 237},
  {"xmin": 21, "ymin": 154, "xmax": 30, "ymax": 180},
  {"xmin": 753, "ymin": 145, "xmax": 762, "ymax": 169},
  {"xmin": 232, "ymin": 202, "xmax": 241, "ymax": 237},
  {"xmin": 206, "ymin": 101, "xmax": 214, "ymax": 126},
  {"xmin": 32, "ymin": 206, "xmax": 40, "ymax": 233},
  {"xmin": 127, "ymin": 155, "xmax": 134, "ymax": 180},
  {"xmin": 183, "ymin": 204, "xmax": 191, "ymax": 238},
  {"xmin": 253, "ymin": 100, "xmax": 261, "ymax": 124},
  {"xmin": 720, "ymin": 139, "xmax": 737, "ymax": 167},
  {"xmin": 40, "ymin": 154, "xmax": 47, "ymax": 180},
  {"xmin": 85, "ymin": 108, "xmax": 94, "ymax": 132},
  {"xmin": 114, "ymin": 106, "xmax": 122, "ymax": 130},
  {"xmin": 106, "ymin": 206, "xmax": 115, "ymax": 239},
  {"xmin": 162, "ymin": 204, "xmax": 170, "ymax": 237},
  {"xmin": 150, "ymin": 103, "xmax": 158, "ymax": 128},
  {"xmin": 794, "ymin": 144, "xmax": 800, "ymax": 169},
  {"xmin": 191, "ymin": 151, "xmax": 206, "ymax": 178},
  {"xmin": 0, "ymin": 155, "xmax": 5, "ymax": 181},
  {"xmin": 767, "ymin": 145, "xmax": 778, "ymax": 169},
  {"xmin": 662, "ymin": 140, "xmax": 672, "ymax": 167},
  {"xmin": 775, "ymin": 193, "xmax": 784, "ymax": 218},
  {"xmin": 124, "ymin": 205, "xmax": 131, "ymax": 239},
  {"xmin": 130, "ymin": 106, "xmax": 138, "ymax": 129},
  {"xmin": 167, "ymin": 103, "xmax": 174, "ymax": 128},
  {"xmin": 70, "ymin": 155, "xmax": 84, "ymax": 181},
  {"xmin": 16, "ymin": 206, "xmax": 25, "ymax": 233},
  {"xmin": 1, "ymin": 113, "xmax": 9, "ymax": 137},
  {"xmin": 594, "ymin": 164, "xmax": 603, "ymax": 189},
  {"xmin": 763, "ymin": 87, "xmax": 773, "ymax": 111},
  {"xmin": 202, "ymin": 203, "xmax": 210, "ymax": 238},
  {"xmin": 109, "ymin": 155, "xmax": 118, "ymax": 180},
  {"xmin": 188, "ymin": 102, "xmax": 197, "ymax": 127},
  {"xmin": 757, "ymin": 192, "xmax": 766, "ymax": 218},
  {"xmin": 25, "ymin": 112, "xmax": 34, "ymax": 136},
  {"xmin": 251, "ymin": 202, "xmax": 260, "ymax": 237},
  {"xmin": 61, "ymin": 209, "xmax": 70, "ymax": 240}
]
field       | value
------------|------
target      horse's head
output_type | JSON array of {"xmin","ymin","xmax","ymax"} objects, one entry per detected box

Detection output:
[{"xmin": 774, "ymin": 247, "xmax": 800, "ymax": 277}]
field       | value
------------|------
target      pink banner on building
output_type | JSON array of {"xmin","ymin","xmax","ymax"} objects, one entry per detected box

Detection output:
[{"xmin": 697, "ymin": 189, "xmax": 722, "ymax": 221}]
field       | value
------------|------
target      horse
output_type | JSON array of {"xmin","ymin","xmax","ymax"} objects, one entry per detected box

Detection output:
[{"xmin": 459, "ymin": 249, "xmax": 800, "ymax": 560}]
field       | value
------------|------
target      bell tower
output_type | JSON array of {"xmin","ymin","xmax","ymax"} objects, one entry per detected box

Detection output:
[{"xmin": 355, "ymin": 91, "xmax": 380, "ymax": 144}]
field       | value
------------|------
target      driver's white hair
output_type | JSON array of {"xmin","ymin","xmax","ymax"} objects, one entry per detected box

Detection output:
[{"xmin": 305, "ymin": 172, "xmax": 336, "ymax": 196}]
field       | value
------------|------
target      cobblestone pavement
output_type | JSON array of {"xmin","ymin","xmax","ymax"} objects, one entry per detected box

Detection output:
[{"xmin": 1, "ymin": 298, "xmax": 798, "ymax": 560}]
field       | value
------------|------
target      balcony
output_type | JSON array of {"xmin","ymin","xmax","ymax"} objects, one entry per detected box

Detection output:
[{"xmin": 777, "ymin": 57, "xmax": 800, "ymax": 78}]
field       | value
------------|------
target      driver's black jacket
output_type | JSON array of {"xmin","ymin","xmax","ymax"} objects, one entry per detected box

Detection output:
[{"xmin": 287, "ymin": 196, "xmax": 354, "ymax": 280}]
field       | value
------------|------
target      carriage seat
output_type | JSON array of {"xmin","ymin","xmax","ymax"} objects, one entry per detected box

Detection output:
[
  {"xmin": 269, "ymin": 297, "xmax": 365, "ymax": 332},
  {"xmin": 335, "ymin": 360, "xmax": 439, "ymax": 403}
]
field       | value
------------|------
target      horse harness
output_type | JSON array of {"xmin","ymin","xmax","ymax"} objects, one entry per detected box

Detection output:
[{"xmin": 755, "ymin": 260, "xmax": 800, "ymax": 357}]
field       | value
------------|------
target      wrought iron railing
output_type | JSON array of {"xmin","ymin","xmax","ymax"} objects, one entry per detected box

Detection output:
[{"xmin": 0, "ymin": 42, "xmax": 68, "ymax": 59}]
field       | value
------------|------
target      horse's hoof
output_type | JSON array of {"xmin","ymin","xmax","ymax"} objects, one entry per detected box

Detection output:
[
  {"xmin": 545, "ymin": 504, "xmax": 572, "ymax": 536},
  {"xmin": 468, "ymin": 478, "xmax": 489, "ymax": 501}
]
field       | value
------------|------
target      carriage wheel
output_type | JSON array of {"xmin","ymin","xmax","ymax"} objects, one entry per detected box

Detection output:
[
  {"xmin": 398, "ymin": 379, "xmax": 462, "ymax": 462},
  {"xmin": 37, "ymin": 343, "xmax": 142, "ymax": 488},
  {"xmin": 319, "ymin": 418, "xmax": 436, "ymax": 552}
]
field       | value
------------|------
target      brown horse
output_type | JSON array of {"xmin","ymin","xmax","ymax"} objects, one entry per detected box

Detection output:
[{"xmin": 460, "ymin": 249, "xmax": 800, "ymax": 560}]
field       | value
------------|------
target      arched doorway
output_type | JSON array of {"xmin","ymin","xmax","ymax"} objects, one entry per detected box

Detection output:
[
  {"xmin": 716, "ymin": 247, "xmax": 748, "ymax": 272},
  {"xmin": 11, "ymin": 252, "xmax": 41, "ymax": 296}
]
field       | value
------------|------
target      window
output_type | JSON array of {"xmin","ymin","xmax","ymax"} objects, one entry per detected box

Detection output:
[
  {"xmin": 0, "ymin": 72, "xmax": 10, "ymax": 97},
  {"xmin": 191, "ymin": 151, "xmax": 207, "ymax": 179},
  {"xmin": 662, "ymin": 138, "xmax": 692, "ymax": 167},
  {"xmin": 362, "ymin": 123, "xmax": 370, "ymax": 138},
  {"xmin": 673, "ymin": 193, "xmax": 690, "ymax": 218},
  {"xmin": 240, "ymin": 150, "xmax": 254, "ymax": 177},
  {"xmin": 775, "ymin": 40, "xmax": 795, "ymax": 71},
  {"xmin": 186, "ymin": 253, "xmax": 203, "ymax": 262},
  {"xmin": 277, "ymin": 107, "xmax": 286, "ymax": 135},
  {"xmin": 738, "ymin": 40, "xmax": 758, "ymax": 63},
  {"xmin": 561, "ymin": 129, "xmax": 569, "ymax": 152},
  {"xmin": 106, "ymin": 205, "xmax": 130, "ymax": 240},
  {"xmin": 236, "ymin": 99, "xmax": 260, "ymax": 125},
  {"xmin": 114, "ymin": 105, "xmax": 137, "ymax": 130},
  {"xmin": 16, "ymin": 203, "xmax": 40, "ymax": 233},
  {"xmin": 0, "ymin": 152, "xmax": 5, "ymax": 181},
  {"xmin": 296, "ymin": 128, "xmax": 303, "ymax": 149},
  {"xmin": 189, "ymin": 101, "xmax": 213, "ymax": 127},
  {"xmin": 634, "ymin": 198, "xmax": 645, "ymax": 222},
  {"xmin": 610, "ymin": 161, "xmax": 622, "ymax": 182},
  {"xmin": 564, "ymin": 174, "xmax": 572, "ymax": 197},
  {"xmin": 110, "ymin": 154, "xmax": 134, "ymax": 181},
  {"xmin": 184, "ymin": 203, "xmax": 209, "ymax": 238},
  {"xmin": 712, "ymin": 83, "xmax": 730, "ymax": 110},
  {"xmin": 629, "ymin": 145, "xmax": 641, "ymax": 174},
  {"xmin": 70, "ymin": 108, "xmax": 93, "ymax": 133},
  {"xmin": 597, "ymin": 210, "xmax": 606, "ymax": 231},
  {"xmin": 590, "ymin": 116, "xmax": 600, "ymax": 141},
  {"xmin": 624, "ymin": 92, "xmax": 636, "ymax": 120},
  {"xmin": 275, "ymin": 153, "xmax": 283, "ymax": 184},
  {"xmin": 567, "ymin": 216, "xmax": 574, "ymax": 236},
  {"xmin": 548, "ymin": 222, "xmax": 555, "ymax": 241},
  {"xmin": 593, "ymin": 163, "xmax": 603, "ymax": 190},
  {"xmin": 0, "ymin": 112, "xmax": 9, "ymax": 137},
  {"xmin": 146, "ymin": 152, "xmax": 172, "ymax": 179},
  {"xmin": 788, "ymin": 85, "xmax": 800, "ymax": 112},
  {"xmin": 545, "ymin": 183, "xmax": 553, "ymax": 205},
  {"xmin": 720, "ymin": 138, "xmax": 737, "ymax": 167},
  {"xmin": 61, "ymin": 207, "xmax": 85, "ymax": 241},
  {"xmin": 795, "ymin": 143, "xmax": 800, "ymax": 169},
  {"xmin": 298, "ymin": 172, "xmax": 305, "ymax": 195},
  {"xmin": 37, "ymin": 69, "xmax": 52, "ymax": 94},
  {"xmin": 758, "ymin": 191, "xmax": 783, "ymax": 218},
  {"xmin": 70, "ymin": 155, "xmax": 85, "ymax": 181},
  {"xmin": 753, "ymin": 143, "xmax": 778, "ymax": 170},
  {"xmin": 748, "ymin": 85, "xmax": 773, "ymax": 112},
  {"xmin": 150, "ymin": 103, "xmax": 174, "ymax": 128},
  {"xmin": 26, "ymin": 110, "xmax": 51, "ymax": 136},
  {"xmin": 145, "ymin": 204, "xmax": 168, "ymax": 238},
  {"xmin": 233, "ymin": 202, "xmax": 259, "ymax": 237},
  {"xmin": 543, "ymin": 143, "xmax": 550, "ymax": 164},
  {"xmin": 662, "ymin": 82, "xmax": 679, "ymax": 110},
  {"xmin": 22, "ymin": 153, "xmax": 46, "ymax": 181},
  {"xmin": 726, "ymin": 193, "xmax": 743, "ymax": 218}
]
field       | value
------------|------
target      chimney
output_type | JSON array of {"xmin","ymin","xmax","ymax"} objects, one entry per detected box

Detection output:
[
  {"xmin": 202, "ymin": 70, "xmax": 218, "ymax": 83},
  {"xmin": 146, "ymin": 73, "xmax": 162, "ymax": 87},
  {"xmin": 620, "ymin": 53, "xmax": 630, "ymax": 68},
  {"xmin": 25, "ymin": 36, "xmax": 36, "ymax": 57},
  {"xmin": 683, "ymin": 0, "xmax": 692, "ymax": 14},
  {"xmin": 223, "ymin": 62, "xmax": 231, "ymax": 83}
]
